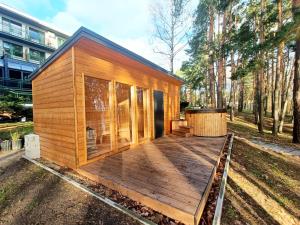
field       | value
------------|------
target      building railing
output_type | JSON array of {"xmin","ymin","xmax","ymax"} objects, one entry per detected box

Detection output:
[
  {"xmin": 0, "ymin": 77, "xmax": 32, "ymax": 91},
  {"xmin": 0, "ymin": 23, "xmax": 57, "ymax": 49},
  {"xmin": 0, "ymin": 47, "xmax": 45, "ymax": 64}
]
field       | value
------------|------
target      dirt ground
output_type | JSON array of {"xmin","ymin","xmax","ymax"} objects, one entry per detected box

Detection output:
[
  {"xmin": 0, "ymin": 155, "xmax": 141, "ymax": 225},
  {"xmin": 221, "ymin": 139, "xmax": 300, "ymax": 225}
]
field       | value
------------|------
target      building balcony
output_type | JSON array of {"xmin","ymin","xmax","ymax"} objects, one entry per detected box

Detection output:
[
  {"xmin": 0, "ymin": 77, "xmax": 32, "ymax": 91},
  {"xmin": 0, "ymin": 47, "xmax": 45, "ymax": 67},
  {"xmin": 0, "ymin": 23, "xmax": 57, "ymax": 52}
]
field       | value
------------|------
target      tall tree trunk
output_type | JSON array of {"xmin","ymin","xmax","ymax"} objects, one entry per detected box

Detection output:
[
  {"xmin": 217, "ymin": 10, "xmax": 227, "ymax": 109},
  {"xmin": 265, "ymin": 57, "xmax": 270, "ymax": 116},
  {"xmin": 229, "ymin": 3, "xmax": 236, "ymax": 121},
  {"xmin": 255, "ymin": 71, "xmax": 259, "ymax": 125},
  {"xmin": 238, "ymin": 79, "xmax": 244, "ymax": 113},
  {"xmin": 293, "ymin": 0, "xmax": 300, "ymax": 143},
  {"xmin": 279, "ymin": 69, "xmax": 294, "ymax": 133},
  {"xmin": 208, "ymin": 5, "xmax": 216, "ymax": 108},
  {"xmin": 272, "ymin": 51, "xmax": 275, "ymax": 117},
  {"xmin": 257, "ymin": 0, "xmax": 265, "ymax": 133},
  {"xmin": 273, "ymin": 0, "xmax": 284, "ymax": 135}
]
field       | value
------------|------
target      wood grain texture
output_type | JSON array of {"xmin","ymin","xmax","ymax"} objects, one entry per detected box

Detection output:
[
  {"xmin": 185, "ymin": 112, "xmax": 227, "ymax": 137},
  {"xmin": 32, "ymin": 49, "xmax": 77, "ymax": 169},
  {"xmin": 73, "ymin": 41, "xmax": 181, "ymax": 165},
  {"xmin": 32, "ymin": 37, "xmax": 181, "ymax": 168},
  {"xmin": 78, "ymin": 135, "xmax": 227, "ymax": 225}
]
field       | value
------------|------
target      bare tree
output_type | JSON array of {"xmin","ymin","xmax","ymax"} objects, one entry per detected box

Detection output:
[{"xmin": 151, "ymin": 0, "xmax": 191, "ymax": 74}]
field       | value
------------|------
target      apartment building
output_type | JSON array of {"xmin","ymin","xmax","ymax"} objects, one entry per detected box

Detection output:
[{"xmin": 0, "ymin": 3, "xmax": 69, "ymax": 94}]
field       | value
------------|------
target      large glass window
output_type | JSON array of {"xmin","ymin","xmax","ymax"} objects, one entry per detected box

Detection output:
[
  {"xmin": 137, "ymin": 87, "xmax": 147, "ymax": 141},
  {"xmin": 57, "ymin": 37, "xmax": 65, "ymax": 47},
  {"xmin": 116, "ymin": 82, "xmax": 132, "ymax": 149},
  {"xmin": 3, "ymin": 42, "xmax": 23, "ymax": 58},
  {"xmin": 85, "ymin": 76, "xmax": 111, "ymax": 159},
  {"xmin": 29, "ymin": 49, "xmax": 45, "ymax": 63},
  {"xmin": 2, "ymin": 18, "xmax": 22, "ymax": 37},
  {"xmin": 29, "ymin": 27, "xmax": 45, "ymax": 44}
]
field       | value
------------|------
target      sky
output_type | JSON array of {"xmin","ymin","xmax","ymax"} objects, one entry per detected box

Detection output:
[{"xmin": 1, "ymin": 0, "xmax": 197, "ymax": 72}]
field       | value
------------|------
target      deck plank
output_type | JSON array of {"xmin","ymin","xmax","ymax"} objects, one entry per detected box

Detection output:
[{"xmin": 78, "ymin": 135, "xmax": 227, "ymax": 225}]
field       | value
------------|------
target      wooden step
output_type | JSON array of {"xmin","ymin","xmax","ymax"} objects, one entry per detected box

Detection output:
[
  {"xmin": 172, "ymin": 129, "xmax": 192, "ymax": 137},
  {"xmin": 178, "ymin": 125, "xmax": 193, "ymax": 133}
]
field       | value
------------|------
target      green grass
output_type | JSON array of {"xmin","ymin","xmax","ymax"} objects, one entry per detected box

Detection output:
[
  {"xmin": 0, "ymin": 122, "xmax": 33, "ymax": 140},
  {"xmin": 0, "ymin": 122, "xmax": 33, "ymax": 129},
  {"xmin": 222, "ymin": 112, "xmax": 300, "ymax": 224},
  {"xmin": 228, "ymin": 112, "xmax": 296, "ymax": 148}
]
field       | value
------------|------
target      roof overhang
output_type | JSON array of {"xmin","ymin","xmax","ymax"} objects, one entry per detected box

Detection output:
[{"xmin": 29, "ymin": 27, "xmax": 184, "ymax": 83}]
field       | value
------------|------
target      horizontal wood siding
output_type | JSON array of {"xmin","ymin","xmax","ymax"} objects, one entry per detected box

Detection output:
[
  {"xmin": 32, "ymin": 49, "xmax": 77, "ymax": 168},
  {"xmin": 74, "ymin": 39, "xmax": 181, "ymax": 165}
]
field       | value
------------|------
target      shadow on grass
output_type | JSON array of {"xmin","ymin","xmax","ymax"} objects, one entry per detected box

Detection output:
[
  {"xmin": 221, "ymin": 139, "xmax": 300, "ymax": 225},
  {"xmin": 0, "ymin": 160, "xmax": 47, "ymax": 213},
  {"xmin": 225, "ymin": 177, "xmax": 281, "ymax": 225},
  {"xmin": 11, "ymin": 175, "xmax": 61, "ymax": 225}
]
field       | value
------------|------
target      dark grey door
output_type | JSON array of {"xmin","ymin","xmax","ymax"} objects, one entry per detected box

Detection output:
[{"xmin": 154, "ymin": 90, "xmax": 164, "ymax": 138}]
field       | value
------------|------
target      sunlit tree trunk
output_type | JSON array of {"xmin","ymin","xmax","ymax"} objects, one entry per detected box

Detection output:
[
  {"xmin": 258, "ymin": 0, "xmax": 265, "ymax": 133},
  {"xmin": 279, "ymin": 69, "xmax": 294, "ymax": 133},
  {"xmin": 208, "ymin": 5, "xmax": 216, "ymax": 108},
  {"xmin": 293, "ymin": 0, "xmax": 300, "ymax": 143},
  {"xmin": 217, "ymin": 9, "xmax": 227, "ymax": 109},
  {"xmin": 273, "ymin": 0, "xmax": 284, "ymax": 135}
]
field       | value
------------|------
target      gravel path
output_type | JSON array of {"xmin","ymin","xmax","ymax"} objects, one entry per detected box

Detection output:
[{"xmin": 251, "ymin": 137, "xmax": 300, "ymax": 156}]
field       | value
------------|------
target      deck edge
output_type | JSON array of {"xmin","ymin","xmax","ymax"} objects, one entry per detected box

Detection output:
[
  {"xmin": 76, "ymin": 167, "xmax": 195, "ymax": 225},
  {"xmin": 193, "ymin": 134, "xmax": 229, "ymax": 225}
]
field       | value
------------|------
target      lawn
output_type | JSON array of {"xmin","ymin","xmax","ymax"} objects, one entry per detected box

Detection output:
[
  {"xmin": 0, "ymin": 122, "xmax": 33, "ymax": 140},
  {"xmin": 222, "ymin": 113, "xmax": 300, "ymax": 225},
  {"xmin": 227, "ymin": 112, "xmax": 298, "ymax": 149},
  {"xmin": 0, "ymin": 155, "xmax": 141, "ymax": 225}
]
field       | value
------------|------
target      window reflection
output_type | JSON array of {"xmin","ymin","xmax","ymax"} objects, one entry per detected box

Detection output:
[
  {"xmin": 85, "ymin": 76, "xmax": 111, "ymax": 159},
  {"xmin": 116, "ymin": 82, "xmax": 132, "ymax": 149}
]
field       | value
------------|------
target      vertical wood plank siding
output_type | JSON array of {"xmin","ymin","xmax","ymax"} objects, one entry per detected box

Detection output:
[{"xmin": 32, "ymin": 49, "xmax": 77, "ymax": 168}]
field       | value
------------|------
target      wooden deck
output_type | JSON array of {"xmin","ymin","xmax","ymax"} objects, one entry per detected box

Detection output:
[{"xmin": 77, "ymin": 135, "xmax": 227, "ymax": 225}]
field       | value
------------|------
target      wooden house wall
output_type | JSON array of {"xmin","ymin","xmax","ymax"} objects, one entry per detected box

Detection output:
[
  {"xmin": 73, "ymin": 38, "xmax": 181, "ymax": 166},
  {"xmin": 32, "ymin": 49, "xmax": 77, "ymax": 169}
]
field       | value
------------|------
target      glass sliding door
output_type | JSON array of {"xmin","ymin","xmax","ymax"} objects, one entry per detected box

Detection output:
[
  {"xmin": 137, "ymin": 87, "xmax": 147, "ymax": 141},
  {"xmin": 85, "ymin": 76, "xmax": 111, "ymax": 159},
  {"xmin": 116, "ymin": 82, "xmax": 132, "ymax": 149}
]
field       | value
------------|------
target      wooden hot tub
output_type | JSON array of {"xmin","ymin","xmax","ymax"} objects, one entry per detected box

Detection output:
[{"xmin": 185, "ymin": 108, "xmax": 227, "ymax": 137}]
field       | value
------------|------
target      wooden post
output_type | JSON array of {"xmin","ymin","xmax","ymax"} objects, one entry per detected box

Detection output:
[
  {"xmin": 82, "ymin": 73, "xmax": 88, "ymax": 164},
  {"xmin": 130, "ymin": 86, "xmax": 138, "ymax": 145},
  {"xmin": 148, "ymin": 88, "xmax": 154, "ymax": 139},
  {"xmin": 143, "ymin": 88, "xmax": 148, "ymax": 140},
  {"xmin": 109, "ymin": 80, "xmax": 117, "ymax": 151}
]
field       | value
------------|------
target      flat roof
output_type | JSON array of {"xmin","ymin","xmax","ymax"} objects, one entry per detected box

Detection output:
[{"xmin": 30, "ymin": 27, "xmax": 183, "ymax": 82}]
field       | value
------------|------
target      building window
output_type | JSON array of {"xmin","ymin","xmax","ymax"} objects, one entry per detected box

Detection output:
[
  {"xmin": 9, "ymin": 69, "xmax": 22, "ymax": 80},
  {"xmin": 0, "ymin": 67, "xmax": 3, "ymax": 78},
  {"xmin": 57, "ymin": 37, "xmax": 65, "ymax": 47},
  {"xmin": 3, "ymin": 42, "xmax": 23, "ymax": 58},
  {"xmin": 28, "ymin": 28, "xmax": 45, "ymax": 44},
  {"xmin": 2, "ymin": 18, "xmax": 22, "ymax": 37},
  {"xmin": 29, "ymin": 49, "xmax": 45, "ymax": 63},
  {"xmin": 23, "ymin": 72, "xmax": 31, "ymax": 80}
]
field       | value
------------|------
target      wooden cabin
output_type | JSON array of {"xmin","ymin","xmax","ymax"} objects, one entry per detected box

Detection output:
[{"xmin": 31, "ymin": 27, "xmax": 182, "ymax": 169}]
